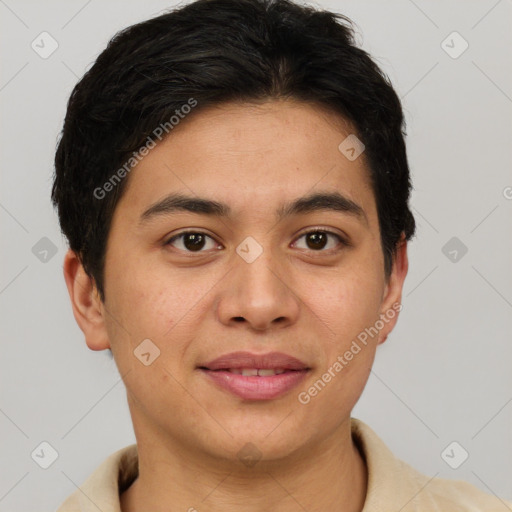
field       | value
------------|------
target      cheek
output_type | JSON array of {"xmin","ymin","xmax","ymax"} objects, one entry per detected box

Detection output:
[
  {"xmin": 307, "ymin": 266, "xmax": 384, "ymax": 343},
  {"xmin": 107, "ymin": 259, "xmax": 220, "ymax": 346},
  {"xmin": 316, "ymin": 268, "xmax": 383, "ymax": 403},
  {"xmin": 104, "ymin": 257, "xmax": 178, "ymax": 343}
]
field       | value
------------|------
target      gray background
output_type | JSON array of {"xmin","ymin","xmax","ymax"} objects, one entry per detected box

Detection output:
[{"xmin": 1, "ymin": 0, "xmax": 511, "ymax": 510}]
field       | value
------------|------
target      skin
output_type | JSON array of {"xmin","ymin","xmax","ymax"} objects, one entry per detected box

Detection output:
[{"xmin": 64, "ymin": 99, "xmax": 408, "ymax": 512}]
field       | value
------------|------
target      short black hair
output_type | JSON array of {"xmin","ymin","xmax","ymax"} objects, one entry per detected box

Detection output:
[{"xmin": 52, "ymin": 0, "xmax": 416, "ymax": 303}]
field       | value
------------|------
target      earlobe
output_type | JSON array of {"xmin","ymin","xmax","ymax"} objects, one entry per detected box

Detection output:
[{"xmin": 63, "ymin": 249, "xmax": 111, "ymax": 351}]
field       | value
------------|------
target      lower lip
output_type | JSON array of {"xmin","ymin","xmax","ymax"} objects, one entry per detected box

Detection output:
[{"xmin": 199, "ymin": 369, "xmax": 310, "ymax": 400}]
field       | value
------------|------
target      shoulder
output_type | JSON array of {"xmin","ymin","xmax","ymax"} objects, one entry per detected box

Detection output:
[
  {"xmin": 55, "ymin": 443, "xmax": 138, "ymax": 512},
  {"xmin": 351, "ymin": 418, "xmax": 512, "ymax": 512},
  {"xmin": 397, "ymin": 457, "xmax": 512, "ymax": 511},
  {"xmin": 55, "ymin": 492, "xmax": 80, "ymax": 512}
]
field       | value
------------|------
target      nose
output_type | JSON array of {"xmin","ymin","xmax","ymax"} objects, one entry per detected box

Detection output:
[{"xmin": 215, "ymin": 247, "xmax": 300, "ymax": 332}]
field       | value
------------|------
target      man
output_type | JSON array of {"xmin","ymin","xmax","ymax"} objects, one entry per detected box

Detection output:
[{"xmin": 52, "ymin": 0, "xmax": 511, "ymax": 510}]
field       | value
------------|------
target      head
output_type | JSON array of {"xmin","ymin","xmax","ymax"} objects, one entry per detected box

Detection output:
[{"xmin": 53, "ymin": 0, "xmax": 415, "ymax": 464}]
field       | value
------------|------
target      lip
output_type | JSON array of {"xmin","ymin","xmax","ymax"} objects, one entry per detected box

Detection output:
[
  {"xmin": 199, "ymin": 351, "xmax": 309, "ymax": 371},
  {"xmin": 197, "ymin": 351, "xmax": 311, "ymax": 401}
]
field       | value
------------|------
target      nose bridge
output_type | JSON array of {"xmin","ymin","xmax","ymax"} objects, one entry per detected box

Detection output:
[
  {"xmin": 216, "ymin": 237, "xmax": 300, "ymax": 330},
  {"xmin": 237, "ymin": 242, "xmax": 284, "ymax": 299}
]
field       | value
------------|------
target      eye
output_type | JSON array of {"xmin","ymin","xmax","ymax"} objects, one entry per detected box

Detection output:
[
  {"xmin": 164, "ymin": 228, "xmax": 348, "ymax": 254},
  {"xmin": 293, "ymin": 229, "xmax": 346, "ymax": 252},
  {"xmin": 164, "ymin": 231, "xmax": 220, "ymax": 253}
]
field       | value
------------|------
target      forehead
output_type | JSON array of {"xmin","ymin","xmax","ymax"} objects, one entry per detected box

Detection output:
[{"xmin": 115, "ymin": 99, "xmax": 377, "ymax": 228}]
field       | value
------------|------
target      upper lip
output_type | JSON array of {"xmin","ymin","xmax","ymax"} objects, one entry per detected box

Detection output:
[{"xmin": 199, "ymin": 351, "xmax": 310, "ymax": 371}]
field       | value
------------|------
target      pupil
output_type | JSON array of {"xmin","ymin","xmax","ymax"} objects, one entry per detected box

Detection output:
[
  {"xmin": 182, "ymin": 232, "xmax": 327, "ymax": 251},
  {"xmin": 184, "ymin": 233, "xmax": 205, "ymax": 251},
  {"xmin": 307, "ymin": 232, "xmax": 327, "ymax": 250}
]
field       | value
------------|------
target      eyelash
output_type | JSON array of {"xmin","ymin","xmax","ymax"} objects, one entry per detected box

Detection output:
[{"xmin": 164, "ymin": 227, "xmax": 348, "ymax": 254}]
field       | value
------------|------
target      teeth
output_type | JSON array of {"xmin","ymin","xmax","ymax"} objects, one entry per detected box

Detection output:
[
  {"xmin": 258, "ymin": 369, "xmax": 283, "ymax": 376},
  {"xmin": 227, "ymin": 368, "xmax": 287, "ymax": 376},
  {"xmin": 241, "ymin": 369, "xmax": 258, "ymax": 376}
]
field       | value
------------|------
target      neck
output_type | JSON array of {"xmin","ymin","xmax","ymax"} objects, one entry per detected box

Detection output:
[{"xmin": 120, "ymin": 416, "xmax": 368, "ymax": 512}]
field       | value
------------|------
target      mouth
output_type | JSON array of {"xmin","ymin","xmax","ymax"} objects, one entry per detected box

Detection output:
[
  {"xmin": 204, "ymin": 368, "xmax": 291, "ymax": 376},
  {"xmin": 197, "ymin": 351, "xmax": 311, "ymax": 400}
]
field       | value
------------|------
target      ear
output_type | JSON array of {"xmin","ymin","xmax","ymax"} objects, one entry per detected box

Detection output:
[
  {"xmin": 63, "ymin": 248, "xmax": 111, "ymax": 351},
  {"xmin": 377, "ymin": 233, "xmax": 409, "ymax": 345}
]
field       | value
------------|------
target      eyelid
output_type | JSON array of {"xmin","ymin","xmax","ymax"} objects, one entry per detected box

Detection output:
[
  {"xmin": 292, "ymin": 226, "xmax": 349, "ymax": 253},
  {"xmin": 296, "ymin": 226, "xmax": 350, "ymax": 245},
  {"xmin": 164, "ymin": 229, "xmax": 220, "ymax": 249},
  {"xmin": 164, "ymin": 227, "xmax": 349, "ymax": 253}
]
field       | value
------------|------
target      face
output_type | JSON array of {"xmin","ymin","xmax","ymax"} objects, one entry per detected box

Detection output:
[{"xmin": 66, "ymin": 99, "xmax": 408, "ymax": 465}]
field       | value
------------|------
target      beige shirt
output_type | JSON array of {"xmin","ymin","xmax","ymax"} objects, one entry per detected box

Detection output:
[{"xmin": 56, "ymin": 417, "xmax": 511, "ymax": 511}]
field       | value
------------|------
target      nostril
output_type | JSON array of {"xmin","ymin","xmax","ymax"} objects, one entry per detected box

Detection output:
[{"xmin": 233, "ymin": 317, "xmax": 245, "ymax": 322}]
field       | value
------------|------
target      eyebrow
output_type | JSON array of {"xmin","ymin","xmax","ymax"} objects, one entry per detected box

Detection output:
[{"xmin": 139, "ymin": 191, "xmax": 368, "ymax": 226}]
